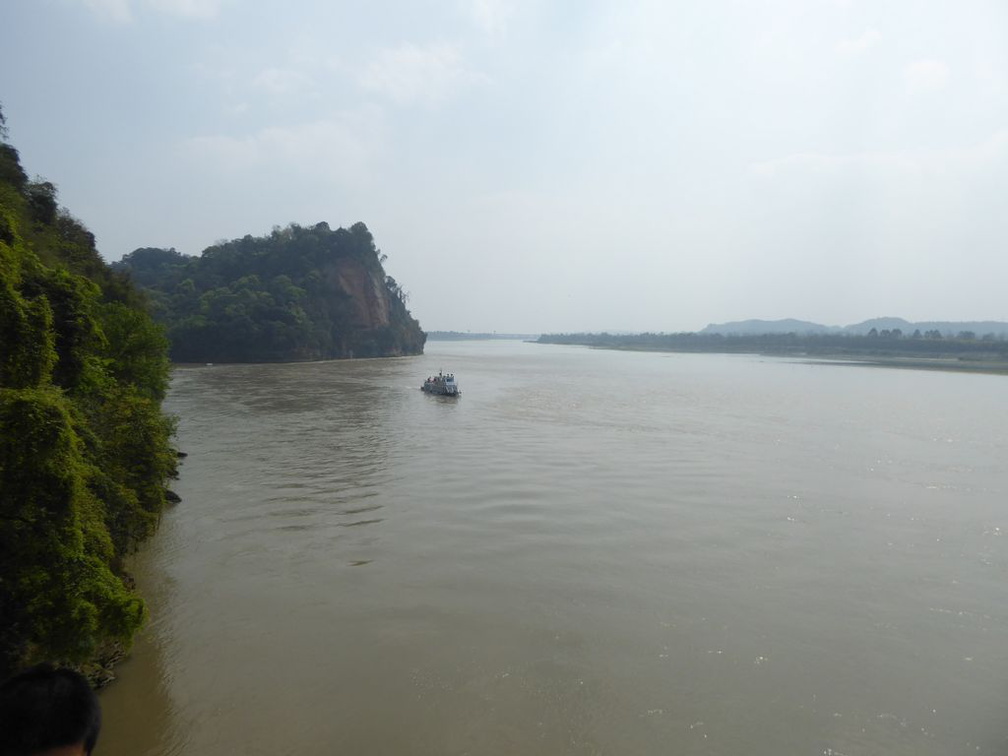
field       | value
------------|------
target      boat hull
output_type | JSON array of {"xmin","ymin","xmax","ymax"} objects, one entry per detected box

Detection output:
[{"xmin": 421, "ymin": 385, "xmax": 460, "ymax": 396}]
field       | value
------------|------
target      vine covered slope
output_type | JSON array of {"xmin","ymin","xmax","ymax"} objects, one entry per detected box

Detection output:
[{"xmin": 1, "ymin": 109, "xmax": 177, "ymax": 679}]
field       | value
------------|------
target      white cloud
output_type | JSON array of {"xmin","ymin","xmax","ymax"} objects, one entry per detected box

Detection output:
[
  {"xmin": 252, "ymin": 67, "xmax": 315, "ymax": 97},
  {"xmin": 462, "ymin": 0, "xmax": 514, "ymax": 35},
  {"xmin": 181, "ymin": 109, "xmax": 387, "ymax": 179},
  {"xmin": 146, "ymin": 0, "xmax": 224, "ymax": 19},
  {"xmin": 835, "ymin": 28, "xmax": 881, "ymax": 55},
  {"xmin": 903, "ymin": 59, "xmax": 950, "ymax": 93},
  {"xmin": 973, "ymin": 57, "xmax": 1007, "ymax": 96},
  {"xmin": 80, "ymin": 0, "xmax": 132, "ymax": 23},
  {"xmin": 750, "ymin": 129, "xmax": 1008, "ymax": 178},
  {"xmin": 359, "ymin": 43, "xmax": 488, "ymax": 105},
  {"xmin": 77, "ymin": 0, "xmax": 224, "ymax": 22},
  {"xmin": 750, "ymin": 151, "xmax": 915, "ymax": 180}
]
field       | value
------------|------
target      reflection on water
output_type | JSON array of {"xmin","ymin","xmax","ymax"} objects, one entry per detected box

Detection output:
[{"xmin": 99, "ymin": 342, "xmax": 1008, "ymax": 755}]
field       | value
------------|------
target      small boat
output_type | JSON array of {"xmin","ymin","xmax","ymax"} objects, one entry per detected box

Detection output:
[{"xmin": 421, "ymin": 371, "xmax": 461, "ymax": 396}]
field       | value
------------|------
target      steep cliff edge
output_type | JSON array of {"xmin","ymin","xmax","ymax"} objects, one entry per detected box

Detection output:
[
  {"xmin": 114, "ymin": 221, "xmax": 426, "ymax": 362},
  {"xmin": 1, "ymin": 107, "xmax": 177, "ymax": 678}
]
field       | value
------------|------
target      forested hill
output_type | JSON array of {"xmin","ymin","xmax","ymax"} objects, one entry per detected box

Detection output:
[
  {"xmin": 1, "ymin": 107, "xmax": 177, "ymax": 679},
  {"xmin": 114, "ymin": 223, "xmax": 426, "ymax": 362}
]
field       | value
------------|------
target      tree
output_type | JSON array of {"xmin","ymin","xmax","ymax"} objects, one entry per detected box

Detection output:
[
  {"xmin": 98, "ymin": 302, "xmax": 171, "ymax": 400},
  {"xmin": 1, "ymin": 116, "xmax": 176, "ymax": 676},
  {"xmin": 25, "ymin": 181, "xmax": 58, "ymax": 226},
  {"xmin": 0, "ymin": 388, "xmax": 147, "ymax": 668},
  {"xmin": 115, "ymin": 222, "xmax": 426, "ymax": 362}
]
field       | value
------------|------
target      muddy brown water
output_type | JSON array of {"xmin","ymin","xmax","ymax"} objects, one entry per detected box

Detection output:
[{"xmin": 98, "ymin": 340, "xmax": 1008, "ymax": 755}]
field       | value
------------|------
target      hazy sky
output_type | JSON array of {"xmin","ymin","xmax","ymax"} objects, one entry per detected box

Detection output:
[{"xmin": 2, "ymin": 0, "xmax": 1006, "ymax": 333}]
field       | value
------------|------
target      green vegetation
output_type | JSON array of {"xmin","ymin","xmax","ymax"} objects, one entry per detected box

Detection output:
[
  {"xmin": 114, "ymin": 222, "xmax": 425, "ymax": 362},
  {"xmin": 538, "ymin": 330, "xmax": 1008, "ymax": 372},
  {"xmin": 1, "ymin": 106, "xmax": 177, "ymax": 679},
  {"xmin": 427, "ymin": 331, "xmax": 538, "ymax": 340}
]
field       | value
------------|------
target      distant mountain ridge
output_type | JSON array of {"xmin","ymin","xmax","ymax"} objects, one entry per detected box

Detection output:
[
  {"xmin": 701, "ymin": 317, "xmax": 1008, "ymax": 337},
  {"xmin": 700, "ymin": 318, "xmax": 835, "ymax": 335}
]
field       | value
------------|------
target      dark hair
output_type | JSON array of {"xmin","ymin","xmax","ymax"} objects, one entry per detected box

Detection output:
[{"xmin": 0, "ymin": 664, "xmax": 102, "ymax": 756}]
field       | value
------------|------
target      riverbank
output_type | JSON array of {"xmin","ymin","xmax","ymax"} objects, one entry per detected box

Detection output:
[
  {"xmin": 602, "ymin": 345, "xmax": 1008, "ymax": 375},
  {"xmin": 801, "ymin": 354, "xmax": 1008, "ymax": 375},
  {"xmin": 536, "ymin": 333, "xmax": 1008, "ymax": 376}
]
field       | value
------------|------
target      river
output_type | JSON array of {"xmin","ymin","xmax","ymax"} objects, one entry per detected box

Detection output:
[{"xmin": 97, "ymin": 340, "xmax": 1008, "ymax": 755}]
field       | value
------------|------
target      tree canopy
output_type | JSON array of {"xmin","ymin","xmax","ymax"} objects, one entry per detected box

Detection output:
[
  {"xmin": 114, "ymin": 221, "xmax": 426, "ymax": 362},
  {"xmin": 1, "ymin": 106, "xmax": 176, "ymax": 679}
]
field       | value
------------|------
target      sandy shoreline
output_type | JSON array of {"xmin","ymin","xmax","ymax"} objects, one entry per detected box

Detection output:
[
  {"xmin": 798, "ymin": 354, "xmax": 1008, "ymax": 375},
  {"xmin": 564, "ymin": 343, "xmax": 1008, "ymax": 376}
]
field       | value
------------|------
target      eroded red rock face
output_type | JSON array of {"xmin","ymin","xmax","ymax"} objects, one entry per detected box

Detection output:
[{"xmin": 332, "ymin": 258, "xmax": 392, "ymax": 330}]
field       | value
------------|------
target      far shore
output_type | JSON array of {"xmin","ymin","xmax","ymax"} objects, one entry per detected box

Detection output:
[
  {"xmin": 541, "ymin": 341, "xmax": 1008, "ymax": 376},
  {"xmin": 799, "ymin": 354, "xmax": 1008, "ymax": 376}
]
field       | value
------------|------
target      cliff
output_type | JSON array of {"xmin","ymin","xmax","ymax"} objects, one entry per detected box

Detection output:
[
  {"xmin": 114, "ymin": 221, "xmax": 426, "ymax": 362},
  {"xmin": 1, "ymin": 107, "xmax": 177, "ymax": 677}
]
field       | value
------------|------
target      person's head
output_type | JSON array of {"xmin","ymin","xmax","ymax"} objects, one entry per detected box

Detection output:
[{"xmin": 0, "ymin": 664, "xmax": 102, "ymax": 756}]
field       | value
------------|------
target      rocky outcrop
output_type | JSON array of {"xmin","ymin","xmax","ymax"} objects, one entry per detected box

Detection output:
[
  {"xmin": 330, "ymin": 259, "xmax": 390, "ymax": 329},
  {"xmin": 115, "ymin": 222, "xmax": 426, "ymax": 362}
]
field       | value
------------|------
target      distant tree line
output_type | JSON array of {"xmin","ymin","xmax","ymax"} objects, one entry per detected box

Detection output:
[
  {"xmin": 113, "ymin": 222, "xmax": 425, "ymax": 362},
  {"xmin": 1, "ymin": 106, "xmax": 177, "ymax": 680},
  {"xmin": 538, "ymin": 330, "xmax": 1008, "ymax": 361},
  {"xmin": 427, "ymin": 331, "xmax": 538, "ymax": 340}
]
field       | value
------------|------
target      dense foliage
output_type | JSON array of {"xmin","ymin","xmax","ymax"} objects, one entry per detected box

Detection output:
[
  {"xmin": 0, "ymin": 107, "xmax": 176, "ymax": 678},
  {"xmin": 114, "ymin": 223, "xmax": 425, "ymax": 362}
]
